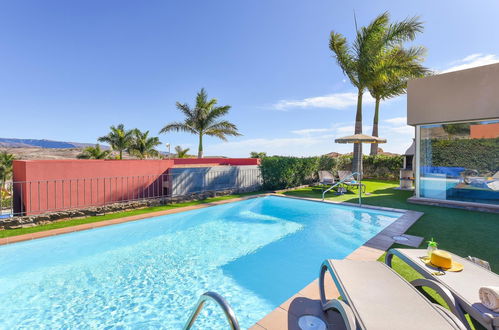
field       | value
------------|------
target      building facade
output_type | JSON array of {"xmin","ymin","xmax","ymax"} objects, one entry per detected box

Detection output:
[{"xmin": 407, "ymin": 63, "xmax": 499, "ymax": 210}]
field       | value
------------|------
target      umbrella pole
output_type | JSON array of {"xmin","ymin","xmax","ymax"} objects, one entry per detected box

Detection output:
[{"xmin": 358, "ymin": 144, "xmax": 362, "ymax": 206}]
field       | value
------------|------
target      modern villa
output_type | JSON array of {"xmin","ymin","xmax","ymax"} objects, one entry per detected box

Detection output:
[
  {"xmin": 0, "ymin": 65, "xmax": 498, "ymax": 329},
  {"xmin": 407, "ymin": 63, "xmax": 499, "ymax": 211}
]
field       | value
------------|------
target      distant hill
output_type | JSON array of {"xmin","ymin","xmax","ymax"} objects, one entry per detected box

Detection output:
[
  {"xmin": 0, "ymin": 138, "xmax": 176, "ymax": 160},
  {"xmin": 0, "ymin": 147, "xmax": 86, "ymax": 160},
  {"xmin": 0, "ymin": 138, "xmax": 97, "ymax": 149}
]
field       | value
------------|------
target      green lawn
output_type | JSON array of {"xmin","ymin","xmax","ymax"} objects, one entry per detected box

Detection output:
[
  {"xmin": 284, "ymin": 179, "xmax": 499, "ymax": 272},
  {"xmin": 285, "ymin": 180, "xmax": 497, "ymax": 329},
  {"xmin": 0, "ymin": 191, "xmax": 260, "ymax": 239}
]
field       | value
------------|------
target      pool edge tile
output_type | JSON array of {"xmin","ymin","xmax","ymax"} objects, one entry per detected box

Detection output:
[
  {"xmin": 250, "ymin": 195, "xmax": 422, "ymax": 329},
  {"xmin": 0, "ymin": 193, "xmax": 270, "ymax": 246}
]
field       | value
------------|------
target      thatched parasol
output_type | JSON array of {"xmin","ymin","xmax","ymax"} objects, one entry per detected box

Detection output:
[
  {"xmin": 335, "ymin": 133, "xmax": 387, "ymax": 144},
  {"xmin": 334, "ymin": 133, "xmax": 387, "ymax": 205}
]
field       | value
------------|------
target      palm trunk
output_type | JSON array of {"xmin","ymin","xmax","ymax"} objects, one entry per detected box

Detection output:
[
  {"xmin": 370, "ymin": 97, "xmax": 380, "ymax": 156},
  {"xmin": 198, "ymin": 133, "xmax": 204, "ymax": 158},
  {"xmin": 352, "ymin": 89, "xmax": 363, "ymax": 174},
  {"xmin": 119, "ymin": 150, "xmax": 123, "ymax": 160}
]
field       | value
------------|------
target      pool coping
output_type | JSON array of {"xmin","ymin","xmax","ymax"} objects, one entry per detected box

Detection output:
[
  {"xmin": 0, "ymin": 193, "xmax": 422, "ymax": 247},
  {"xmin": 0, "ymin": 194, "xmax": 266, "ymax": 245},
  {"xmin": 250, "ymin": 194, "xmax": 424, "ymax": 329}
]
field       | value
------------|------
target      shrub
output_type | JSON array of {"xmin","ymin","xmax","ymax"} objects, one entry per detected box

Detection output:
[
  {"xmin": 259, "ymin": 154, "xmax": 403, "ymax": 190},
  {"xmin": 423, "ymin": 138, "xmax": 498, "ymax": 174},
  {"xmin": 363, "ymin": 154, "xmax": 403, "ymax": 180},
  {"xmin": 260, "ymin": 157, "xmax": 319, "ymax": 190}
]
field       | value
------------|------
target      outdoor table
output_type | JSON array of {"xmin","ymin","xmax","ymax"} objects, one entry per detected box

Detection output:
[{"xmin": 385, "ymin": 248, "xmax": 499, "ymax": 330}]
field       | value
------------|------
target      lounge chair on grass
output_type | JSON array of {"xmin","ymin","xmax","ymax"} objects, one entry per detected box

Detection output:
[
  {"xmin": 313, "ymin": 171, "xmax": 339, "ymax": 194},
  {"xmin": 318, "ymin": 170, "xmax": 336, "ymax": 185},
  {"xmin": 319, "ymin": 259, "xmax": 467, "ymax": 329},
  {"xmin": 338, "ymin": 170, "xmax": 366, "ymax": 193},
  {"xmin": 386, "ymin": 248, "xmax": 499, "ymax": 330}
]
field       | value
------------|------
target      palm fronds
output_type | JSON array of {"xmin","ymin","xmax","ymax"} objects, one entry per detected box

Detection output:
[{"xmin": 159, "ymin": 88, "xmax": 241, "ymax": 158}]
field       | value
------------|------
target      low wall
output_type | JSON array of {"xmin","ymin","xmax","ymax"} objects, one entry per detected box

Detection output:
[
  {"xmin": 1, "ymin": 188, "xmax": 254, "ymax": 230},
  {"xmin": 11, "ymin": 158, "xmax": 261, "ymax": 216},
  {"xmin": 12, "ymin": 159, "xmax": 174, "ymax": 215}
]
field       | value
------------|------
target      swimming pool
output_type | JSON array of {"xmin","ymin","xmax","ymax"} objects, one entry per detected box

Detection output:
[{"xmin": 0, "ymin": 195, "xmax": 402, "ymax": 329}]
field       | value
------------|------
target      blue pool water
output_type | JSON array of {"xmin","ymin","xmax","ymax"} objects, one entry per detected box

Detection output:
[{"xmin": 0, "ymin": 196, "xmax": 402, "ymax": 329}]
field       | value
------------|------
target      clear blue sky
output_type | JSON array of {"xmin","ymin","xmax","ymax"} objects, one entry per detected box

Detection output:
[{"xmin": 1, "ymin": 0, "xmax": 498, "ymax": 156}]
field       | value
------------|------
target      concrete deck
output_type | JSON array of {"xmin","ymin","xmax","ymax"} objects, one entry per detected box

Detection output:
[
  {"xmin": 408, "ymin": 196, "xmax": 499, "ymax": 213},
  {"xmin": 249, "ymin": 246, "xmax": 386, "ymax": 330}
]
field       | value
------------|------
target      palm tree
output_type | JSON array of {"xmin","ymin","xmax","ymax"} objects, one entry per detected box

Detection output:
[
  {"xmin": 329, "ymin": 12, "xmax": 423, "ymax": 172},
  {"xmin": 174, "ymin": 146, "xmax": 190, "ymax": 158},
  {"xmin": 128, "ymin": 129, "xmax": 162, "ymax": 159},
  {"xmin": 77, "ymin": 145, "xmax": 111, "ymax": 159},
  {"xmin": 159, "ymin": 88, "xmax": 242, "ymax": 158},
  {"xmin": 250, "ymin": 151, "xmax": 267, "ymax": 159},
  {"xmin": 368, "ymin": 47, "xmax": 429, "ymax": 155},
  {"xmin": 98, "ymin": 124, "xmax": 134, "ymax": 159},
  {"xmin": 0, "ymin": 151, "xmax": 15, "ymax": 189}
]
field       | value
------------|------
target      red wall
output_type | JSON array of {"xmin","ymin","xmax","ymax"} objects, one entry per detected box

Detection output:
[
  {"xmin": 13, "ymin": 160, "xmax": 174, "ymax": 215},
  {"xmin": 12, "ymin": 158, "xmax": 259, "ymax": 215},
  {"xmin": 172, "ymin": 158, "xmax": 260, "ymax": 166}
]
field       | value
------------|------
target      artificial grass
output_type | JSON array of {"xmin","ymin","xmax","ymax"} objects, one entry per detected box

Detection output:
[
  {"xmin": 287, "ymin": 181, "xmax": 496, "ymax": 329},
  {"xmin": 0, "ymin": 191, "xmax": 260, "ymax": 239},
  {"xmin": 284, "ymin": 179, "xmax": 499, "ymax": 272}
]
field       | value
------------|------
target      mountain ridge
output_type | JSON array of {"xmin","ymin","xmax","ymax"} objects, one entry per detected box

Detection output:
[{"xmin": 0, "ymin": 138, "xmax": 100, "ymax": 149}]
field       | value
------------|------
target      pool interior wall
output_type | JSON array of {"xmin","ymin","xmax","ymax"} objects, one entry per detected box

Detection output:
[{"xmin": 0, "ymin": 195, "xmax": 402, "ymax": 329}]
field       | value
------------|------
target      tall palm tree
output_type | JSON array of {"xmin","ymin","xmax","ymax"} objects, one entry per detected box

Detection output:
[
  {"xmin": 368, "ymin": 47, "xmax": 429, "ymax": 155},
  {"xmin": 159, "ymin": 88, "xmax": 241, "ymax": 158},
  {"xmin": 77, "ymin": 145, "xmax": 111, "ymax": 159},
  {"xmin": 128, "ymin": 129, "xmax": 162, "ymax": 159},
  {"xmin": 174, "ymin": 146, "xmax": 190, "ymax": 158},
  {"xmin": 0, "ymin": 151, "xmax": 15, "ymax": 189},
  {"xmin": 98, "ymin": 124, "xmax": 134, "ymax": 159},
  {"xmin": 329, "ymin": 12, "xmax": 423, "ymax": 172}
]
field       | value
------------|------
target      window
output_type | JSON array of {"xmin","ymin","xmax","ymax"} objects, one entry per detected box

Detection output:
[{"xmin": 418, "ymin": 119, "xmax": 499, "ymax": 205}]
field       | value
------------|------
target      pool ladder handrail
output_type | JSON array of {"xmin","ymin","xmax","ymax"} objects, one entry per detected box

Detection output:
[
  {"xmin": 321, "ymin": 172, "xmax": 362, "ymax": 204},
  {"xmin": 183, "ymin": 291, "xmax": 240, "ymax": 330}
]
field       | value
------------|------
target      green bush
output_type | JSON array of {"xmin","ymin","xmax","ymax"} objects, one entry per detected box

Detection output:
[
  {"xmin": 363, "ymin": 154, "xmax": 403, "ymax": 180},
  {"xmin": 423, "ymin": 137, "xmax": 499, "ymax": 174},
  {"xmin": 317, "ymin": 154, "xmax": 402, "ymax": 180},
  {"xmin": 260, "ymin": 154, "xmax": 403, "ymax": 190},
  {"xmin": 1, "ymin": 197, "xmax": 11, "ymax": 209},
  {"xmin": 260, "ymin": 157, "xmax": 319, "ymax": 190}
]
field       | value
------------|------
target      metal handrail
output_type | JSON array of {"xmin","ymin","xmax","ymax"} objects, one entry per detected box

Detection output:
[
  {"xmin": 321, "ymin": 172, "xmax": 363, "ymax": 205},
  {"xmin": 183, "ymin": 291, "xmax": 240, "ymax": 330}
]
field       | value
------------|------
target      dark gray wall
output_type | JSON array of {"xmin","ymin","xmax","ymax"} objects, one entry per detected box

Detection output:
[{"xmin": 169, "ymin": 165, "xmax": 261, "ymax": 196}]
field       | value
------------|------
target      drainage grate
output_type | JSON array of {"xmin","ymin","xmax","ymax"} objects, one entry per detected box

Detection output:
[
  {"xmin": 298, "ymin": 315, "xmax": 326, "ymax": 330},
  {"xmin": 392, "ymin": 235, "xmax": 409, "ymax": 242}
]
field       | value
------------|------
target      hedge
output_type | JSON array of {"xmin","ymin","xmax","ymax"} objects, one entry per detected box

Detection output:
[
  {"xmin": 260, "ymin": 157, "xmax": 320, "ymax": 190},
  {"xmin": 260, "ymin": 154, "xmax": 403, "ymax": 190},
  {"xmin": 422, "ymin": 138, "xmax": 498, "ymax": 174}
]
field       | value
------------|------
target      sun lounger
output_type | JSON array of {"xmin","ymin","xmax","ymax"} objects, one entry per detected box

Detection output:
[
  {"xmin": 318, "ymin": 170, "xmax": 336, "ymax": 185},
  {"xmin": 319, "ymin": 259, "xmax": 467, "ymax": 329},
  {"xmin": 337, "ymin": 170, "xmax": 366, "ymax": 193},
  {"xmin": 386, "ymin": 248, "xmax": 499, "ymax": 330}
]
